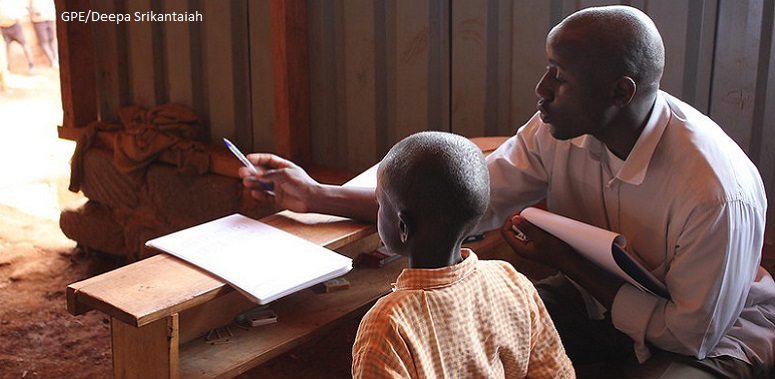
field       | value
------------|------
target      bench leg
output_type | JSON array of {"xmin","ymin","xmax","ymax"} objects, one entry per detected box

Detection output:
[{"xmin": 111, "ymin": 314, "xmax": 180, "ymax": 379}]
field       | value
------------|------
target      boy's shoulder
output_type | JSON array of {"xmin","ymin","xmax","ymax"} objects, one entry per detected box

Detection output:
[{"xmin": 477, "ymin": 259, "xmax": 531, "ymax": 281}]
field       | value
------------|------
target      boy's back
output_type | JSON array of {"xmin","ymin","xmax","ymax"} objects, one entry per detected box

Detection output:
[{"xmin": 352, "ymin": 251, "xmax": 573, "ymax": 378}]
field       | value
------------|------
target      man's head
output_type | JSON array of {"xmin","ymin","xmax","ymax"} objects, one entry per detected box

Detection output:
[
  {"xmin": 535, "ymin": 5, "xmax": 665, "ymax": 141},
  {"xmin": 376, "ymin": 131, "xmax": 490, "ymax": 267}
]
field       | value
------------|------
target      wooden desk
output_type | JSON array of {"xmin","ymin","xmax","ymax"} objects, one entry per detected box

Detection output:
[{"xmin": 67, "ymin": 211, "xmax": 392, "ymax": 379}]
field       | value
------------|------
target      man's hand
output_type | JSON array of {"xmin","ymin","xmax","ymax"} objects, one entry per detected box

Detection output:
[
  {"xmin": 500, "ymin": 210, "xmax": 623, "ymax": 309},
  {"xmin": 499, "ymin": 212, "xmax": 573, "ymax": 269},
  {"xmin": 239, "ymin": 153, "xmax": 321, "ymax": 214}
]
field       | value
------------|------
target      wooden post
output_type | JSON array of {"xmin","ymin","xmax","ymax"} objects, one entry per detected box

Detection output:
[
  {"xmin": 270, "ymin": 0, "xmax": 311, "ymax": 164},
  {"xmin": 112, "ymin": 315, "xmax": 180, "ymax": 379},
  {"xmin": 54, "ymin": 0, "xmax": 97, "ymax": 140}
]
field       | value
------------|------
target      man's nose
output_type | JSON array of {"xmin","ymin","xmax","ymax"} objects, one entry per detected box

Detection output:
[{"xmin": 535, "ymin": 72, "xmax": 553, "ymax": 102}]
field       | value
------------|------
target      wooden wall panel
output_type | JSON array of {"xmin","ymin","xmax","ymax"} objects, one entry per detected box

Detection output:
[
  {"xmin": 248, "ymin": 0, "xmax": 276, "ymax": 153},
  {"xmin": 762, "ymin": 1, "xmax": 775, "ymax": 244},
  {"xmin": 91, "ymin": 0, "xmax": 123, "ymax": 122},
  {"xmin": 509, "ymin": 1, "xmax": 553, "ymax": 135},
  {"xmin": 306, "ymin": 0, "xmax": 451, "ymax": 171},
  {"xmin": 124, "ymin": 0, "xmax": 158, "ymax": 108},
  {"xmin": 711, "ymin": 0, "xmax": 774, "ymax": 242},
  {"xmin": 342, "ymin": 1, "xmax": 378, "ymax": 170},
  {"xmin": 391, "ymin": 1, "xmax": 431, "ymax": 144},
  {"xmin": 230, "ymin": 0, "xmax": 251, "ymax": 147},
  {"xmin": 711, "ymin": 0, "xmax": 764, "ymax": 151},
  {"xmin": 307, "ymin": 0, "xmax": 340, "ymax": 165},
  {"xmin": 645, "ymin": 1, "xmax": 691, "ymax": 100},
  {"xmin": 200, "ymin": 1, "xmax": 236, "ymax": 142},
  {"xmin": 451, "ymin": 0, "xmax": 487, "ymax": 137},
  {"xmin": 163, "ymin": 0, "xmax": 195, "ymax": 110},
  {"xmin": 427, "ymin": 0, "xmax": 450, "ymax": 139}
]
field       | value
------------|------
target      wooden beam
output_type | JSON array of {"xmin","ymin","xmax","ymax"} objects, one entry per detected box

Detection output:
[
  {"xmin": 270, "ymin": 0, "xmax": 311, "ymax": 164},
  {"xmin": 55, "ymin": 0, "xmax": 97, "ymax": 139}
]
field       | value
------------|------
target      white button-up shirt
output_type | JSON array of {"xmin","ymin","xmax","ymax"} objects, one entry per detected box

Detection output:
[{"xmin": 477, "ymin": 91, "xmax": 774, "ymax": 367}]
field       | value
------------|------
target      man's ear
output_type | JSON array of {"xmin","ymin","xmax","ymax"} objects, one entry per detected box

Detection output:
[
  {"xmin": 397, "ymin": 211, "xmax": 413, "ymax": 243},
  {"xmin": 612, "ymin": 76, "xmax": 636, "ymax": 107}
]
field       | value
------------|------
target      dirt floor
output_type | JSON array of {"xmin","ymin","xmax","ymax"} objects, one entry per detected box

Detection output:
[
  {"xmin": 0, "ymin": 61, "xmax": 357, "ymax": 378},
  {"xmin": 0, "ymin": 64, "xmax": 118, "ymax": 378}
]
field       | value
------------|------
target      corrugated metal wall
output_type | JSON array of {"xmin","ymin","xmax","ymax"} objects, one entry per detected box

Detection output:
[
  {"xmin": 304, "ymin": 0, "xmax": 732, "ymax": 169},
  {"xmin": 90, "ymin": 0, "xmax": 774, "ymax": 237}
]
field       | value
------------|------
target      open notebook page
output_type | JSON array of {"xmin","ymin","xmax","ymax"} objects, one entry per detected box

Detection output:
[{"xmin": 146, "ymin": 214, "xmax": 353, "ymax": 304}]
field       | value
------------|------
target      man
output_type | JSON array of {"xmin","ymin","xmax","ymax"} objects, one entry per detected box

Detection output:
[
  {"xmin": 484, "ymin": 6, "xmax": 774, "ymax": 378},
  {"xmin": 352, "ymin": 131, "xmax": 572, "ymax": 378},
  {"xmin": 240, "ymin": 5, "xmax": 773, "ymax": 378},
  {"xmin": 0, "ymin": 0, "xmax": 35, "ymax": 72},
  {"xmin": 28, "ymin": 0, "xmax": 58, "ymax": 68}
]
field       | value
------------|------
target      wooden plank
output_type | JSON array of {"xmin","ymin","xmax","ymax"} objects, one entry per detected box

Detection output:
[
  {"xmin": 55, "ymin": 0, "xmax": 97, "ymax": 137},
  {"xmin": 176, "ymin": 232, "xmax": 380, "ymax": 346},
  {"xmin": 67, "ymin": 254, "xmax": 225, "ymax": 326},
  {"xmin": 179, "ymin": 253, "xmax": 400, "ymax": 378},
  {"xmin": 307, "ymin": 0, "xmax": 340, "ymax": 165},
  {"xmin": 490, "ymin": 0, "xmax": 511, "ymax": 137},
  {"xmin": 112, "ymin": 315, "xmax": 179, "ymax": 379},
  {"xmin": 451, "ymin": 0, "xmax": 488, "ymax": 136},
  {"xmin": 91, "ymin": 0, "xmax": 123, "ymax": 122},
  {"xmin": 756, "ymin": 0, "xmax": 775, "ymax": 244},
  {"xmin": 511, "ymin": 1, "xmax": 552, "ymax": 132},
  {"xmin": 230, "ymin": 0, "xmax": 253, "ymax": 147},
  {"xmin": 646, "ymin": 0, "xmax": 690, "ymax": 100},
  {"xmin": 427, "ymin": 0, "xmax": 450, "ymax": 134},
  {"xmin": 638, "ymin": 0, "xmax": 716, "ymax": 113},
  {"xmin": 202, "ymin": 0, "xmax": 236, "ymax": 141},
  {"xmin": 271, "ymin": 0, "xmax": 312, "ymax": 163},
  {"xmin": 383, "ymin": 0, "xmax": 397, "ymax": 146},
  {"xmin": 681, "ymin": 0, "xmax": 717, "ymax": 114},
  {"xmin": 343, "ymin": 1, "xmax": 378, "ymax": 170},
  {"xmin": 163, "ymin": 0, "xmax": 195, "ymax": 108},
  {"xmin": 248, "ymin": 0, "xmax": 277, "ymax": 153},
  {"xmin": 124, "ymin": 0, "xmax": 157, "ymax": 108},
  {"xmin": 392, "ymin": 0, "xmax": 430, "ymax": 142},
  {"xmin": 66, "ymin": 215, "xmax": 375, "ymax": 327},
  {"xmin": 709, "ymin": 0, "xmax": 763, "ymax": 150}
]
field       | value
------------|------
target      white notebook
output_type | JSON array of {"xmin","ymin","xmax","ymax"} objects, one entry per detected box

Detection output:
[
  {"xmin": 145, "ymin": 214, "xmax": 353, "ymax": 304},
  {"xmin": 521, "ymin": 207, "xmax": 668, "ymax": 298}
]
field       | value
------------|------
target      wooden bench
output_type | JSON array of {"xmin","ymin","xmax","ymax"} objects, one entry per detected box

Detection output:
[{"xmin": 67, "ymin": 211, "xmax": 387, "ymax": 378}]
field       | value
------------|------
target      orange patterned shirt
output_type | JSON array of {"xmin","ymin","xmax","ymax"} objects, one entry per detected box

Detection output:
[{"xmin": 352, "ymin": 250, "xmax": 574, "ymax": 378}]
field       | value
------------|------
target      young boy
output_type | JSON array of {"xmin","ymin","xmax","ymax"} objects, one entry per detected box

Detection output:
[{"xmin": 351, "ymin": 131, "xmax": 573, "ymax": 378}]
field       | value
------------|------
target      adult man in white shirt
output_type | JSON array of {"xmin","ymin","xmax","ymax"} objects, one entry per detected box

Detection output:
[
  {"xmin": 240, "ymin": 5, "xmax": 773, "ymax": 378},
  {"xmin": 484, "ymin": 7, "xmax": 773, "ymax": 377}
]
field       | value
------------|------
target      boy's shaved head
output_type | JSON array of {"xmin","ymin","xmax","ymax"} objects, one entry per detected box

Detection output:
[{"xmin": 379, "ymin": 131, "xmax": 490, "ymax": 235}]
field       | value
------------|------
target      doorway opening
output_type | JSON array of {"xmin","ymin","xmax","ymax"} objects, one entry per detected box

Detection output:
[{"xmin": 0, "ymin": 6, "xmax": 81, "ymax": 220}]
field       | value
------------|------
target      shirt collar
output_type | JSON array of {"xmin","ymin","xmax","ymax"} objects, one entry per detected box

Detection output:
[
  {"xmin": 569, "ymin": 91, "xmax": 672, "ymax": 185},
  {"xmin": 393, "ymin": 249, "xmax": 478, "ymax": 291}
]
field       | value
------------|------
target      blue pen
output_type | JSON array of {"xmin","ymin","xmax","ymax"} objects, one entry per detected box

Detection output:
[{"xmin": 223, "ymin": 138, "xmax": 274, "ymax": 191}]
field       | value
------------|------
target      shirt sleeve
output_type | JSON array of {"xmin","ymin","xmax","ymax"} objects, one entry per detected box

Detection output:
[
  {"xmin": 612, "ymin": 199, "xmax": 764, "ymax": 360},
  {"xmin": 352, "ymin": 307, "xmax": 415, "ymax": 379},
  {"xmin": 476, "ymin": 113, "xmax": 552, "ymax": 233},
  {"xmin": 524, "ymin": 279, "xmax": 576, "ymax": 378}
]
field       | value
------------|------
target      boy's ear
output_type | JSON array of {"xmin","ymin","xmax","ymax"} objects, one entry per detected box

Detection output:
[{"xmin": 398, "ymin": 211, "xmax": 413, "ymax": 243}]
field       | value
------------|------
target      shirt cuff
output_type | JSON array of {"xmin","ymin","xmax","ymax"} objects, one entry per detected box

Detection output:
[{"xmin": 612, "ymin": 283, "xmax": 660, "ymax": 362}]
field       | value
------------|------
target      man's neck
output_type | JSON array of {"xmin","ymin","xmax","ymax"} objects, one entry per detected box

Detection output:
[{"xmin": 598, "ymin": 94, "xmax": 657, "ymax": 160}]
